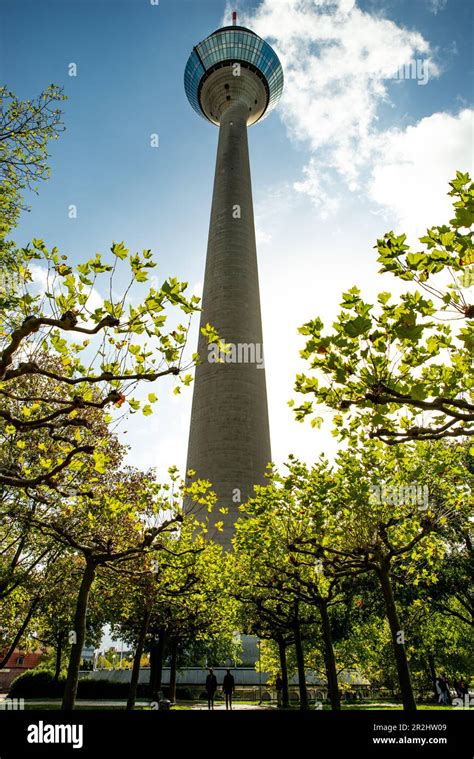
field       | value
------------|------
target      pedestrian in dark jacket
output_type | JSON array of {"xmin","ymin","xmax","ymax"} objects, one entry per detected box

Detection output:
[
  {"xmin": 223, "ymin": 669, "xmax": 235, "ymax": 710},
  {"xmin": 437, "ymin": 675, "xmax": 450, "ymax": 705},
  {"xmin": 206, "ymin": 668, "xmax": 218, "ymax": 710}
]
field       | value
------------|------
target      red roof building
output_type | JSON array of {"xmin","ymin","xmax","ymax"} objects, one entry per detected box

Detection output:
[{"xmin": 0, "ymin": 649, "xmax": 43, "ymax": 692}]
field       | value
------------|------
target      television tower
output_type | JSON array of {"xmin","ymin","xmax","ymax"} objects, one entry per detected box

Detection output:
[{"xmin": 184, "ymin": 13, "xmax": 284, "ymax": 547}]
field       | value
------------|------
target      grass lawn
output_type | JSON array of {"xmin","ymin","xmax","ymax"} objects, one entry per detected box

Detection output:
[{"xmin": 339, "ymin": 704, "xmax": 455, "ymax": 711}]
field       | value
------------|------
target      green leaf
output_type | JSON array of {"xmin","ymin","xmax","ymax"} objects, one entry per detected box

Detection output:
[
  {"xmin": 111, "ymin": 241, "xmax": 129, "ymax": 260},
  {"xmin": 344, "ymin": 315, "xmax": 372, "ymax": 338},
  {"xmin": 93, "ymin": 452, "xmax": 106, "ymax": 474},
  {"xmin": 406, "ymin": 252, "xmax": 425, "ymax": 269}
]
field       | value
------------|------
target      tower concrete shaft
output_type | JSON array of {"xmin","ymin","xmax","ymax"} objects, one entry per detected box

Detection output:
[{"xmin": 185, "ymin": 100, "xmax": 271, "ymax": 547}]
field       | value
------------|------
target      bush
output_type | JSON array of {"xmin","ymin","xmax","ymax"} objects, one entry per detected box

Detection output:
[
  {"xmin": 9, "ymin": 672, "xmax": 187, "ymax": 701},
  {"xmin": 9, "ymin": 671, "xmax": 64, "ymax": 698}
]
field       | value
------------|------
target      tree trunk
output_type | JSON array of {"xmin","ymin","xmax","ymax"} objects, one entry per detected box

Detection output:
[
  {"xmin": 53, "ymin": 631, "xmax": 65, "ymax": 683},
  {"xmin": 127, "ymin": 606, "xmax": 152, "ymax": 711},
  {"xmin": 319, "ymin": 600, "xmax": 341, "ymax": 710},
  {"xmin": 149, "ymin": 627, "xmax": 166, "ymax": 699},
  {"xmin": 277, "ymin": 634, "xmax": 289, "ymax": 708},
  {"xmin": 293, "ymin": 623, "xmax": 309, "ymax": 710},
  {"xmin": 168, "ymin": 638, "xmax": 178, "ymax": 703},
  {"xmin": 0, "ymin": 596, "xmax": 40, "ymax": 669},
  {"xmin": 149, "ymin": 641, "xmax": 157, "ymax": 695},
  {"xmin": 377, "ymin": 565, "xmax": 417, "ymax": 711},
  {"xmin": 62, "ymin": 560, "xmax": 96, "ymax": 711},
  {"xmin": 428, "ymin": 653, "xmax": 437, "ymax": 702}
]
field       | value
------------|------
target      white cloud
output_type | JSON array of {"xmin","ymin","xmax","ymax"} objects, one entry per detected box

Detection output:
[
  {"xmin": 293, "ymin": 162, "xmax": 341, "ymax": 218},
  {"xmin": 29, "ymin": 263, "xmax": 104, "ymax": 319},
  {"xmin": 368, "ymin": 109, "xmax": 474, "ymax": 241},
  {"xmin": 237, "ymin": 0, "xmax": 439, "ymax": 215},
  {"xmin": 235, "ymin": 1, "xmax": 472, "ymax": 239},
  {"xmin": 427, "ymin": 0, "xmax": 448, "ymax": 14},
  {"xmin": 28, "ymin": 263, "xmax": 50, "ymax": 292}
]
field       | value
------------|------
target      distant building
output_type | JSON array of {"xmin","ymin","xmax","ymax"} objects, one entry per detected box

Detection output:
[
  {"xmin": 80, "ymin": 645, "xmax": 96, "ymax": 670},
  {"xmin": 78, "ymin": 666, "xmax": 372, "ymax": 703},
  {"xmin": 0, "ymin": 649, "xmax": 43, "ymax": 692}
]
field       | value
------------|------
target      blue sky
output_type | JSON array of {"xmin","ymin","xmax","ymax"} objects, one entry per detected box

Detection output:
[
  {"xmin": 0, "ymin": 0, "xmax": 290, "ymax": 288},
  {"xmin": 1, "ymin": 0, "xmax": 473, "ymax": 474}
]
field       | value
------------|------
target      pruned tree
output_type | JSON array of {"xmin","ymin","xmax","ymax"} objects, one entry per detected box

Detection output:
[
  {"xmin": 8, "ymin": 457, "xmax": 215, "ymax": 710},
  {"xmin": 290, "ymin": 440, "xmax": 471, "ymax": 711},
  {"xmin": 0, "ymin": 240, "xmax": 201, "ymax": 494},
  {"xmin": 293, "ymin": 173, "xmax": 473, "ymax": 443},
  {"xmin": 233, "ymin": 504, "xmax": 323, "ymax": 711}
]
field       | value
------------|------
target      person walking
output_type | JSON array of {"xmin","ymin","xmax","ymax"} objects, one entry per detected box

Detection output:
[
  {"xmin": 443, "ymin": 674, "xmax": 452, "ymax": 705},
  {"xmin": 435, "ymin": 676, "xmax": 443, "ymax": 704},
  {"xmin": 223, "ymin": 669, "xmax": 235, "ymax": 710},
  {"xmin": 275, "ymin": 673, "xmax": 283, "ymax": 707},
  {"xmin": 437, "ymin": 675, "xmax": 450, "ymax": 705},
  {"xmin": 205, "ymin": 668, "xmax": 218, "ymax": 710}
]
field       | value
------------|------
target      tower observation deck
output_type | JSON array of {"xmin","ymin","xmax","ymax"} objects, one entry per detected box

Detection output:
[{"xmin": 184, "ymin": 15, "xmax": 284, "ymax": 547}]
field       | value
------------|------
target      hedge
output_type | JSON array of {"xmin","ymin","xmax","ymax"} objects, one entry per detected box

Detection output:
[
  {"xmin": 9, "ymin": 671, "xmax": 195, "ymax": 701},
  {"xmin": 9, "ymin": 671, "xmax": 64, "ymax": 698},
  {"xmin": 9, "ymin": 671, "xmax": 151, "ymax": 699}
]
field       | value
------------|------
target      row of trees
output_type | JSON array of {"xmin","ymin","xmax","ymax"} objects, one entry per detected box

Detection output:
[
  {"xmin": 232, "ymin": 441, "xmax": 472, "ymax": 710},
  {"xmin": 3, "ymin": 437, "xmax": 470, "ymax": 711}
]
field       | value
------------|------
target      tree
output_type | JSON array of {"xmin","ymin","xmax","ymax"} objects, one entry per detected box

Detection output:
[
  {"xmin": 0, "ymin": 85, "xmax": 65, "ymax": 228},
  {"xmin": 109, "ymin": 529, "xmax": 237, "ymax": 709},
  {"xmin": 0, "ymin": 85, "xmax": 66, "ymax": 311},
  {"xmin": 0, "ymin": 546, "xmax": 67, "ymax": 670},
  {"xmin": 0, "ymin": 488, "xmax": 60, "ymax": 602},
  {"xmin": 104, "ymin": 529, "xmax": 200, "ymax": 710},
  {"xmin": 422, "ymin": 552, "xmax": 473, "ymax": 627},
  {"xmin": 9, "ymin": 456, "xmax": 215, "ymax": 710},
  {"xmin": 0, "ymin": 239, "xmax": 201, "ymax": 494},
  {"xmin": 0, "ymin": 586, "xmax": 42, "ymax": 669},
  {"xmin": 290, "ymin": 440, "xmax": 471, "ymax": 710},
  {"xmin": 236, "ymin": 586, "xmax": 295, "ymax": 709},
  {"xmin": 415, "ymin": 482, "xmax": 473, "ymax": 628},
  {"xmin": 235, "ymin": 457, "xmax": 354, "ymax": 711},
  {"xmin": 233, "ymin": 499, "xmax": 323, "ymax": 711},
  {"xmin": 406, "ymin": 601, "xmax": 473, "ymax": 700},
  {"xmin": 32, "ymin": 555, "xmax": 104, "ymax": 682},
  {"xmin": 293, "ymin": 173, "xmax": 473, "ymax": 443},
  {"xmin": 0, "ymin": 84, "xmax": 65, "ymax": 281}
]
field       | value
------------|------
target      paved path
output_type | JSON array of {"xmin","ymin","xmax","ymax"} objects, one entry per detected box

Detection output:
[
  {"xmin": 0, "ymin": 695, "xmax": 274, "ymax": 710},
  {"xmin": 190, "ymin": 704, "xmax": 274, "ymax": 711}
]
